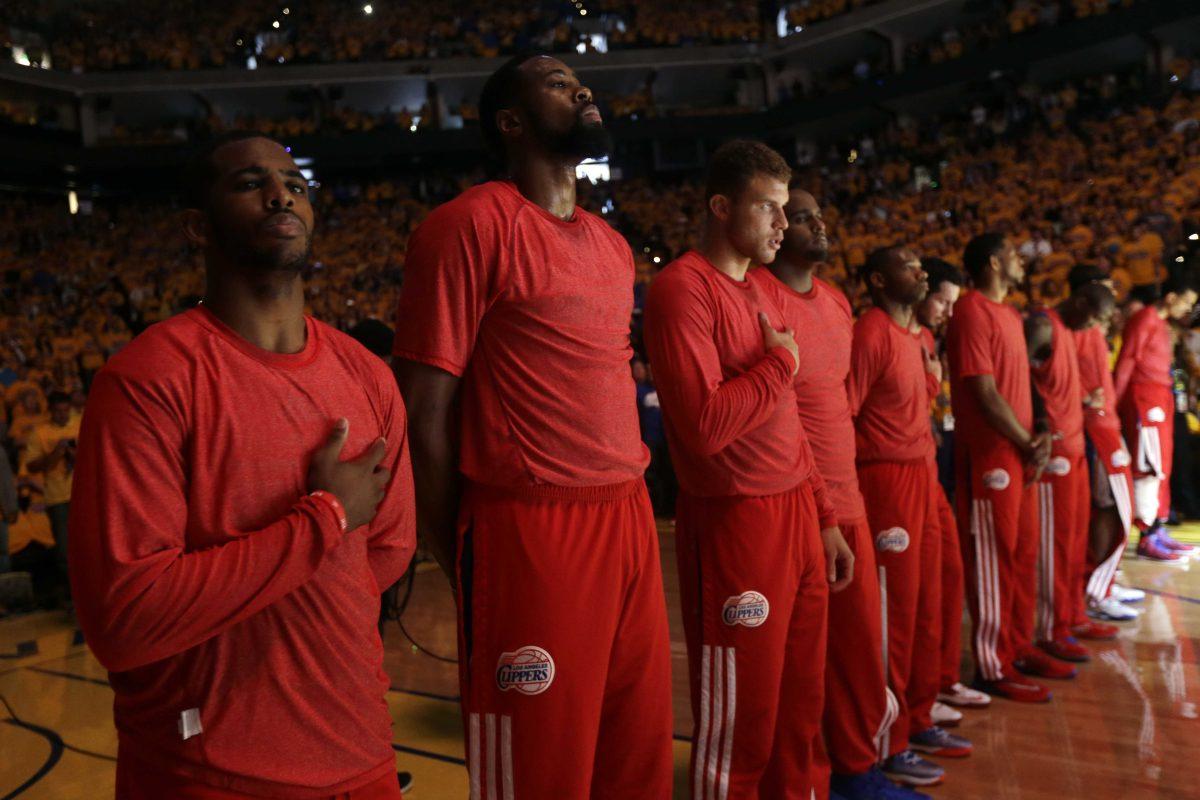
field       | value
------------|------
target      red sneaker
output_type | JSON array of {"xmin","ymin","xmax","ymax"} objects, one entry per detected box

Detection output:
[
  {"xmin": 1038, "ymin": 637, "xmax": 1091, "ymax": 663},
  {"xmin": 1072, "ymin": 621, "xmax": 1119, "ymax": 640},
  {"xmin": 973, "ymin": 677, "xmax": 1052, "ymax": 703},
  {"xmin": 1015, "ymin": 650, "xmax": 1078, "ymax": 679}
]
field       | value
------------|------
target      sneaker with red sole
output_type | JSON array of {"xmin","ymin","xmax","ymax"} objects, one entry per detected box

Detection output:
[
  {"xmin": 1157, "ymin": 527, "xmax": 1197, "ymax": 554},
  {"xmin": 1138, "ymin": 532, "xmax": 1187, "ymax": 562},
  {"xmin": 972, "ymin": 676, "xmax": 1052, "ymax": 703},
  {"xmin": 1015, "ymin": 650, "xmax": 1077, "ymax": 680},
  {"xmin": 1038, "ymin": 637, "xmax": 1090, "ymax": 663},
  {"xmin": 1072, "ymin": 620, "xmax": 1119, "ymax": 640}
]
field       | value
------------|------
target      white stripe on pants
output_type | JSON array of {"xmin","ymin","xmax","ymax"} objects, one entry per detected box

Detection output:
[
  {"xmin": 694, "ymin": 645, "xmax": 737, "ymax": 800},
  {"xmin": 972, "ymin": 499, "xmax": 1004, "ymax": 680},
  {"xmin": 1087, "ymin": 475, "xmax": 1132, "ymax": 604},
  {"xmin": 1036, "ymin": 483, "xmax": 1055, "ymax": 642},
  {"xmin": 467, "ymin": 712, "xmax": 515, "ymax": 800}
]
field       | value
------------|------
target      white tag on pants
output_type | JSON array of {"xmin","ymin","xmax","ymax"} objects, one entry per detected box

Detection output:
[{"xmin": 178, "ymin": 708, "xmax": 202, "ymax": 740}]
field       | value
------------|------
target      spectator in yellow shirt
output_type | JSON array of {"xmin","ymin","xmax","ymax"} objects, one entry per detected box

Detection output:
[{"xmin": 23, "ymin": 391, "xmax": 80, "ymax": 591}]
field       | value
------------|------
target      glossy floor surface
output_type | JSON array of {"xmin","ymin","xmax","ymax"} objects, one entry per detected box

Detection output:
[{"xmin": 4, "ymin": 524, "xmax": 1200, "ymax": 799}]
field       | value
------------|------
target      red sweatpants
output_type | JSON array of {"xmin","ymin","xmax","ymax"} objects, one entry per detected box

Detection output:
[
  {"xmin": 818, "ymin": 516, "xmax": 891, "ymax": 778},
  {"xmin": 956, "ymin": 444, "xmax": 1038, "ymax": 682},
  {"xmin": 857, "ymin": 459, "xmax": 941, "ymax": 752},
  {"xmin": 115, "ymin": 750, "xmax": 401, "ymax": 799},
  {"xmin": 1122, "ymin": 382, "xmax": 1175, "ymax": 526},
  {"xmin": 1085, "ymin": 428, "xmax": 1135, "ymax": 606},
  {"xmin": 934, "ymin": 482, "xmax": 965, "ymax": 692},
  {"xmin": 1034, "ymin": 454, "xmax": 1090, "ymax": 642},
  {"xmin": 676, "ymin": 479, "xmax": 829, "ymax": 800},
  {"xmin": 455, "ymin": 480, "xmax": 674, "ymax": 800}
]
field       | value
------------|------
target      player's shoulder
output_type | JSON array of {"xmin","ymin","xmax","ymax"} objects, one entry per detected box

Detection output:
[
  {"xmin": 854, "ymin": 304, "xmax": 890, "ymax": 332},
  {"xmin": 99, "ymin": 310, "xmax": 205, "ymax": 385},
  {"xmin": 813, "ymin": 277, "xmax": 853, "ymax": 315},
  {"xmin": 414, "ymin": 181, "xmax": 516, "ymax": 235}
]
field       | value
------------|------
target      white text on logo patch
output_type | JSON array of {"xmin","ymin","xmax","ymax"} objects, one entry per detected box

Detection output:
[
  {"xmin": 875, "ymin": 527, "xmax": 910, "ymax": 553},
  {"xmin": 722, "ymin": 591, "xmax": 770, "ymax": 627},
  {"xmin": 983, "ymin": 468, "xmax": 1011, "ymax": 491},
  {"xmin": 496, "ymin": 646, "xmax": 555, "ymax": 696},
  {"xmin": 1044, "ymin": 457, "xmax": 1071, "ymax": 476},
  {"xmin": 1147, "ymin": 406, "xmax": 1167, "ymax": 423}
]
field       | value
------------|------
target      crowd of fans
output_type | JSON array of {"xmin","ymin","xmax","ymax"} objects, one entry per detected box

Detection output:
[
  {"xmin": 1, "ymin": 0, "xmax": 1148, "ymax": 76},
  {"xmin": 3, "ymin": 67, "xmax": 1200, "ymax": 608}
]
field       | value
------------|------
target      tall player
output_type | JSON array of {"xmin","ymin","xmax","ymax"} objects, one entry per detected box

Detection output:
[
  {"xmin": 753, "ymin": 190, "xmax": 922, "ymax": 800},
  {"xmin": 1067, "ymin": 266, "xmax": 1142, "ymax": 619},
  {"xmin": 645, "ymin": 140, "xmax": 853, "ymax": 799},
  {"xmin": 1114, "ymin": 274, "xmax": 1199, "ymax": 561},
  {"xmin": 913, "ymin": 260, "xmax": 991, "ymax": 713},
  {"xmin": 1025, "ymin": 284, "xmax": 1120, "ymax": 666},
  {"xmin": 393, "ymin": 55, "xmax": 673, "ymax": 798},
  {"xmin": 851, "ymin": 246, "xmax": 971, "ymax": 790},
  {"xmin": 70, "ymin": 132, "xmax": 415, "ymax": 798},
  {"xmin": 946, "ymin": 233, "xmax": 1060, "ymax": 704}
]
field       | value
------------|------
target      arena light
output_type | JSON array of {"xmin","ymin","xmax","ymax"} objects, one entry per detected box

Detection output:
[
  {"xmin": 68, "ymin": 191, "xmax": 79, "ymax": 215},
  {"xmin": 272, "ymin": 19, "xmax": 280, "ymax": 28},
  {"xmin": 282, "ymin": 7, "xmax": 290, "ymax": 13},
  {"xmin": 363, "ymin": 4, "xmax": 373, "ymax": 14},
  {"xmin": 576, "ymin": 157, "xmax": 610, "ymax": 184},
  {"xmin": 653, "ymin": 256, "xmax": 661, "ymax": 264},
  {"xmin": 580, "ymin": 8, "xmax": 587, "ymax": 14},
  {"xmin": 1177, "ymin": 256, "xmax": 1186, "ymax": 263},
  {"xmin": 1190, "ymin": 233, "xmax": 1198, "ymax": 240}
]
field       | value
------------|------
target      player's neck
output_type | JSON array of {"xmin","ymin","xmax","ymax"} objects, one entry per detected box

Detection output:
[
  {"xmin": 700, "ymin": 232, "xmax": 753, "ymax": 282},
  {"xmin": 768, "ymin": 256, "xmax": 816, "ymax": 294},
  {"xmin": 203, "ymin": 269, "xmax": 308, "ymax": 355},
  {"xmin": 978, "ymin": 276, "xmax": 1008, "ymax": 304},
  {"xmin": 876, "ymin": 294, "xmax": 914, "ymax": 329},
  {"xmin": 507, "ymin": 156, "xmax": 577, "ymax": 221}
]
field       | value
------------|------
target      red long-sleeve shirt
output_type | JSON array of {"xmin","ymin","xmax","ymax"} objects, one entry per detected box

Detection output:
[
  {"xmin": 1113, "ymin": 305, "xmax": 1172, "ymax": 407},
  {"xmin": 1073, "ymin": 323, "xmax": 1121, "ymax": 434},
  {"xmin": 751, "ymin": 269, "xmax": 866, "ymax": 523},
  {"xmin": 1032, "ymin": 309, "xmax": 1085, "ymax": 457},
  {"xmin": 69, "ymin": 307, "xmax": 416, "ymax": 798},
  {"xmin": 644, "ymin": 252, "xmax": 836, "ymax": 526},
  {"xmin": 849, "ymin": 306, "xmax": 937, "ymax": 463}
]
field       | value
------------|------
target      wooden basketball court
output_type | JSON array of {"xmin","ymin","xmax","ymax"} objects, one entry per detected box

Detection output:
[{"xmin": 4, "ymin": 523, "xmax": 1200, "ymax": 799}]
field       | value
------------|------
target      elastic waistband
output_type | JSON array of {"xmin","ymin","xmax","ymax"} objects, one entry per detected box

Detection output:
[
  {"xmin": 856, "ymin": 456, "xmax": 931, "ymax": 469},
  {"xmin": 466, "ymin": 477, "xmax": 644, "ymax": 504}
]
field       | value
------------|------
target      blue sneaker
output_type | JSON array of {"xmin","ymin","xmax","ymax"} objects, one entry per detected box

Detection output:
[
  {"xmin": 883, "ymin": 750, "xmax": 945, "ymax": 786},
  {"xmin": 832, "ymin": 766, "xmax": 932, "ymax": 799},
  {"xmin": 909, "ymin": 725, "xmax": 973, "ymax": 757}
]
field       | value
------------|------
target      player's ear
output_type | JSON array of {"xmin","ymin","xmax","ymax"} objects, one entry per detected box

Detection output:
[
  {"xmin": 708, "ymin": 194, "xmax": 730, "ymax": 221},
  {"xmin": 181, "ymin": 208, "xmax": 210, "ymax": 248},
  {"xmin": 496, "ymin": 108, "xmax": 522, "ymax": 141}
]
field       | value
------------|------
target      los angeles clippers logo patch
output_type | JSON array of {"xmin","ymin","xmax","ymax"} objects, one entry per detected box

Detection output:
[
  {"xmin": 876, "ymin": 527, "xmax": 910, "ymax": 553},
  {"xmin": 722, "ymin": 591, "xmax": 769, "ymax": 627},
  {"xmin": 496, "ymin": 646, "xmax": 555, "ymax": 695},
  {"xmin": 983, "ymin": 468, "xmax": 1011, "ymax": 491},
  {"xmin": 1111, "ymin": 449, "xmax": 1131, "ymax": 469},
  {"xmin": 1147, "ymin": 406, "xmax": 1167, "ymax": 423},
  {"xmin": 1045, "ymin": 457, "xmax": 1071, "ymax": 476}
]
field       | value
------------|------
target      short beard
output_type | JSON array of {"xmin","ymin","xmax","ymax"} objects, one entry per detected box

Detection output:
[
  {"xmin": 540, "ymin": 117, "xmax": 612, "ymax": 161},
  {"xmin": 805, "ymin": 243, "xmax": 829, "ymax": 263},
  {"xmin": 213, "ymin": 220, "xmax": 312, "ymax": 277}
]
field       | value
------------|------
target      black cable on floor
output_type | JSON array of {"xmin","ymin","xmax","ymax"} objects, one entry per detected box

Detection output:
[{"xmin": 385, "ymin": 557, "xmax": 458, "ymax": 665}]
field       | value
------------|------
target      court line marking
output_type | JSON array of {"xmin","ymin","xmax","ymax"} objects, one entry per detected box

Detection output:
[
  {"xmin": 1140, "ymin": 587, "xmax": 1200, "ymax": 606},
  {"xmin": 1, "ymin": 715, "xmax": 64, "ymax": 800},
  {"xmin": 24, "ymin": 667, "xmax": 109, "ymax": 687}
]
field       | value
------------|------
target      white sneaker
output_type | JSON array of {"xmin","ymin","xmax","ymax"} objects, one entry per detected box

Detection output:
[
  {"xmin": 1111, "ymin": 584, "xmax": 1145, "ymax": 603},
  {"xmin": 937, "ymin": 681, "xmax": 992, "ymax": 707},
  {"xmin": 1090, "ymin": 596, "xmax": 1139, "ymax": 621},
  {"xmin": 931, "ymin": 701, "xmax": 962, "ymax": 726}
]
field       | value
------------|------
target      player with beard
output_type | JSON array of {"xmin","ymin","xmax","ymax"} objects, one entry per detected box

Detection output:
[
  {"xmin": 393, "ymin": 55, "xmax": 673, "ymax": 798},
  {"xmin": 1026, "ymin": 284, "xmax": 1121, "ymax": 664},
  {"xmin": 850, "ymin": 246, "xmax": 972, "ymax": 790},
  {"xmin": 946, "ymin": 234, "xmax": 1062, "ymax": 706},
  {"xmin": 69, "ymin": 132, "xmax": 415, "ymax": 798},
  {"xmin": 645, "ymin": 141, "xmax": 853, "ymax": 799},
  {"xmin": 752, "ymin": 190, "xmax": 919, "ymax": 800},
  {"xmin": 912, "ymin": 261, "xmax": 992, "ymax": 717}
]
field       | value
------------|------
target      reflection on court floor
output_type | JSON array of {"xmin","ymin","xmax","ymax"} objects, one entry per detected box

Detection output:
[{"xmin": 4, "ymin": 524, "xmax": 1200, "ymax": 800}]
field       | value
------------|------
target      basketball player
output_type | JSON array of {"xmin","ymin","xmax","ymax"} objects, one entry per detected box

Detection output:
[
  {"xmin": 946, "ymin": 234, "xmax": 1061, "ymax": 703},
  {"xmin": 1114, "ymin": 274, "xmax": 1199, "ymax": 560},
  {"xmin": 645, "ymin": 140, "xmax": 853, "ymax": 799},
  {"xmin": 1025, "ymin": 284, "xmax": 1119, "ymax": 665},
  {"xmin": 70, "ymin": 132, "xmax": 415, "ymax": 799},
  {"xmin": 753, "ymin": 191, "xmax": 923, "ymax": 800},
  {"xmin": 851, "ymin": 246, "xmax": 971, "ymax": 789},
  {"xmin": 393, "ymin": 55, "xmax": 673, "ymax": 798},
  {"xmin": 1066, "ymin": 265, "xmax": 1142, "ymax": 620},
  {"xmin": 912, "ymin": 260, "xmax": 991, "ymax": 714}
]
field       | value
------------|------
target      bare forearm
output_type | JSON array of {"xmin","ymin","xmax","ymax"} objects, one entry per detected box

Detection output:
[
  {"xmin": 974, "ymin": 384, "xmax": 1031, "ymax": 449},
  {"xmin": 409, "ymin": 430, "xmax": 460, "ymax": 586}
]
